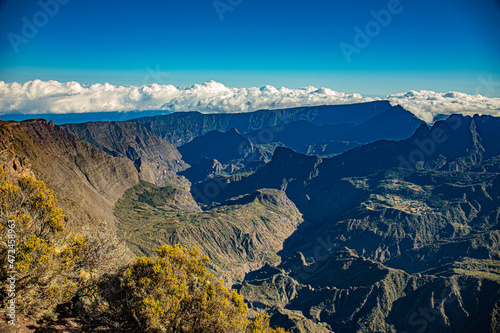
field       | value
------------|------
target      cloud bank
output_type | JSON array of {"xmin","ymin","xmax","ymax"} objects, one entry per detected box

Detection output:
[{"xmin": 1, "ymin": 80, "xmax": 499, "ymax": 123}]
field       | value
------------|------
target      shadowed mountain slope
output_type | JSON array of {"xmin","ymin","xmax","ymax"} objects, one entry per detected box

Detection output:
[
  {"xmin": 61, "ymin": 121, "xmax": 188, "ymax": 187},
  {"xmin": 178, "ymin": 128, "xmax": 256, "ymax": 165},
  {"xmin": 244, "ymin": 105, "xmax": 424, "ymax": 156},
  {"xmin": 200, "ymin": 115, "xmax": 500, "ymax": 207},
  {"xmin": 238, "ymin": 248, "xmax": 500, "ymax": 333},
  {"xmin": 191, "ymin": 114, "xmax": 500, "ymax": 272}
]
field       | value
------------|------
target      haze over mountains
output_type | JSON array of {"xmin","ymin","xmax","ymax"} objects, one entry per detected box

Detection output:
[{"xmin": 1, "ymin": 101, "xmax": 499, "ymax": 332}]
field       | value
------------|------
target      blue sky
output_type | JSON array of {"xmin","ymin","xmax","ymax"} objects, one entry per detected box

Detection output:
[{"xmin": 0, "ymin": 0, "xmax": 499, "ymax": 96}]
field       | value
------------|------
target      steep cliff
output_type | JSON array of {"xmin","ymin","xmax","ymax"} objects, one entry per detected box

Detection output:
[
  {"xmin": 61, "ymin": 120, "xmax": 188, "ymax": 187},
  {"xmin": 135, "ymin": 101, "xmax": 394, "ymax": 146},
  {"xmin": 0, "ymin": 119, "xmax": 139, "ymax": 228}
]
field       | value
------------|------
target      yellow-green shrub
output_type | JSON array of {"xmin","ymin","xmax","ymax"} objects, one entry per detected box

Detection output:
[
  {"xmin": 123, "ymin": 244, "xmax": 287, "ymax": 333},
  {"xmin": 0, "ymin": 167, "xmax": 87, "ymax": 318},
  {"xmin": 0, "ymin": 166, "xmax": 286, "ymax": 331},
  {"xmin": 124, "ymin": 244, "xmax": 247, "ymax": 332}
]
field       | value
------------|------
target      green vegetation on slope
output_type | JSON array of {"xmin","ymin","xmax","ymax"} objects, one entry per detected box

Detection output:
[{"xmin": 114, "ymin": 182, "xmax": 303, "ymax": 284}]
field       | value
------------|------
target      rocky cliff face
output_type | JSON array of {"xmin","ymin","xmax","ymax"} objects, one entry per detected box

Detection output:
[
  {"xmin": 61, "ymin": 121, "xmax": 188, "ymax": 187},
  {"xmin": 0, "ymin": 119, "xmax": 139, "ymax": 229},
  {"xmin": 238, "ymin": 248, "xmax": 500, "ymax": 333}
]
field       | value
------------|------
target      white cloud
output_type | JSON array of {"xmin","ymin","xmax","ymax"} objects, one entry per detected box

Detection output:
[
  {"xmin": 1, "ymin": 79, "xmax": 499, "ymax": 123},
  {"xmin": 387, "ymin": 90, "xmax": 500, "ymax": 123}
]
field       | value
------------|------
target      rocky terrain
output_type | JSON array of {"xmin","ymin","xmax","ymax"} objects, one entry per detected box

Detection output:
[
  {"xmin": 2, "ymin": 103, "xmax": 499, "ymax": 332},
  {"xmin": 183, "ymin": 114, "xmax": 500, "ymax": 331},
  {"xmin": 239, "ymin": 249, "xmax": 500, "ymax": 333}
]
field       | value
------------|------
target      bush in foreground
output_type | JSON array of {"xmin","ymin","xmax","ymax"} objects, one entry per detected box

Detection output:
[
  {"xmin": 122, "ymin": 244, "xmax": 286, "ymax": 333},
  {"xmin": 0, "ymin": 167, "xmax": 87, "ymax": 319}
]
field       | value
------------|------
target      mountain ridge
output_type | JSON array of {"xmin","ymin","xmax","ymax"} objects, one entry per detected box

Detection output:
[
  {"xmin": 135, "ymin": 101, "xmax": 395, "ymax": 146},
  {"xmin": 0, "ymin": 119, "xmax": 140, "ymax": 229}
]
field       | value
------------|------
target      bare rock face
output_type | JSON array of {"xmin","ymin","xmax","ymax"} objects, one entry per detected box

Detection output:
[
  {"xmin": 0, "ymin": 119, "xmax": 139, "ymax": 229},
  {"xmin": 0, "ymin": 126, "xmax": 35, "ymax": 179},
  {"xmin": 133, "ymin": 156, "xmax": 187, "ymax": 188},
  {"xmin": 61, "ymin": 121, "xmax": 188, "ymax": 188}
]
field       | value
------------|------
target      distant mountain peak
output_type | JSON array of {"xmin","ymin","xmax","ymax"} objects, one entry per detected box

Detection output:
[
  {"xmin": 227, "ymin": 127, "xmax": 240, "ymax": 135},
  {"xmin": 270, "ymin": 146, "xmax": 321, "ymax": 166},
  {"xmin": 412, "ymin": 122, "xmax": 431, "ymax": 137}
]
